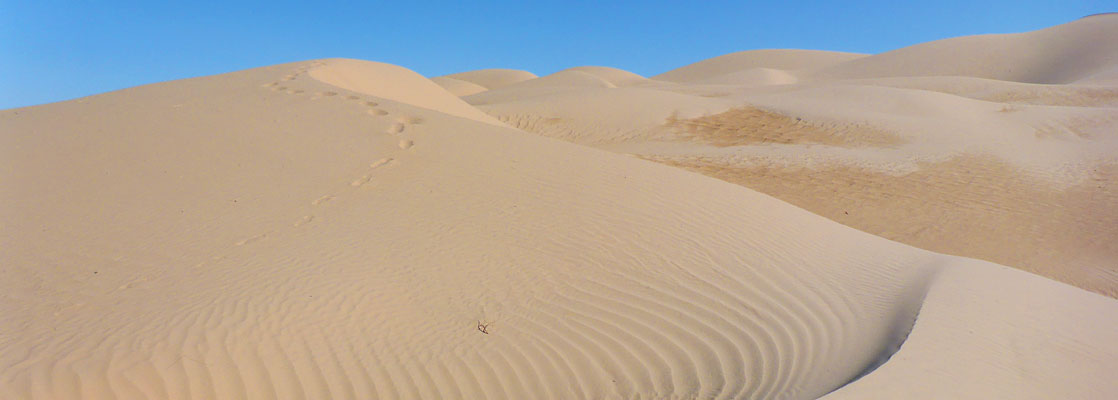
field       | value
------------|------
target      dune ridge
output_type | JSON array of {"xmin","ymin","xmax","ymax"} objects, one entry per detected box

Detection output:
[
  {"xmin": 440, "ymin": 69, "xmax": 539, "ymax": 90},
  {"xmin": 306, "ymin": 59, "xmax": 502, "ymax": 125},
  {"xmin": 429, "ymin": 76, "xmax": 489, "ymax": 97},
  {"xmin": 810, "ymin": 15, "xmax": 1118, "ymax": 83},
  {"xmin": 653, "ymin": 49, "xmax": 866, "ymax": 83}
]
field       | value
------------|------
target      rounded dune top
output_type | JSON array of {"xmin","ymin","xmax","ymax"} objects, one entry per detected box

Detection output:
[
  {"xmin": 811, "ymin": 14, "xmax": 1118, "ymax": 84},
  {"xmin": 695, "ymin": 67, "xmax": 799, "ymax": 86},
  {"xmin": 441, "ymin": 68, "xmax": 539, "ymax": 90},
  {"xmin": 653, "ymin": 49, "xmax": 867, "ymax": 82},
  {"xmin": 429, "ymin": 76, "xmax": 489, "ymax": 97},
  {"xmin": 497, "ymin": 69, "xmax": 619, "ymax": 90},
  {"xmin": 564, "ymin": 66, "xmax": 648, "ymax": 86},
  {"xmin": 307, "ymin": 59, "xmax": 500, "ymax": 125}
]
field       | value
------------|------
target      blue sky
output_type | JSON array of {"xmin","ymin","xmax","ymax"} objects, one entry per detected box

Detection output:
[{"xmin": 1, "ymin": 1, "xmax": 1110, "ymax": 109}]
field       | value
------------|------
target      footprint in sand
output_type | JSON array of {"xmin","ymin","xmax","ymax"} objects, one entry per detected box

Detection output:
[
  {"xmin": 388, "ymin": 123, "xmax": 405, "ymax": 134},
  {"xmin": 234, "ymin": 233, "xmax": 267, "ymax": 246},
  {"xmin": 312, "ymin": 91, "xmax": 338, "ymax": 100},
  {"xmin": 351, "ymin": 158, "xmax": 396, "ymax": 186},
  {"xmin": 398, "ymin": 139, "xmax": 414, "ymax": 149},
  {"xmin": 369, "ymin": 109, "xmax": 389, "ymax": 116},
  {"xmin": 293, "ymin": 215, "xmax": 315, "ymax": 227},
  {"xmin": 351, "ymin": 174, "xmax": 374, "ymax": 187},
  {"xmin": 370, "ymin": 158, "xmax": 393, "ymax": 168},
  {"xmin": 364, "ymin": 101, "xmax": 379, "ymax": 107},
  {"xmin": 312, "ymin": 195, "xmax": 334, "ymax": 206},
  {"xmin": 116, "ymin": 276, "xmax": 150, "ymax": 290},
  {"xmin": 400, "ymin": 116, "xmax": 424, "ymax": 125}
]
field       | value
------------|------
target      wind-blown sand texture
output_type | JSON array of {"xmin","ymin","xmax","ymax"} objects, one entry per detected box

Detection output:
[{"xmin": 3, "ymin": 15, "xmax": 1117, "ymax": 400}]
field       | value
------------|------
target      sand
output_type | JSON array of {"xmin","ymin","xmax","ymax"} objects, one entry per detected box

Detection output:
[
  {"xmin": 470, "ymin": 15, "xmax": 1118, "ymax": 298},
  {"xmin": 2, "ymin": 15, "xmax": 1117, "ymax": 400}
]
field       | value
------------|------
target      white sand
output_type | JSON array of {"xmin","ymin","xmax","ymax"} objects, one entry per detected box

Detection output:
[{"xmin": 2, "ymin": 15, "xmax": 1117, "ymax": 400}]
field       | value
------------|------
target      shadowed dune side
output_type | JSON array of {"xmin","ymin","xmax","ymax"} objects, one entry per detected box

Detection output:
[
  {"xmin": 848, "ymin": 76, "xmax": 1118, "ymax": 107},
  {"xmin": 4, "ymin": 59, "xmax": 1117, "ymax": 399},
  {"xmin": 1077, "ymin": 64, "xmax": 1118, "ymax": 84},
  {"xmin": 822, "ymin": 261, "xmax": 1118, "ymax": 399},
  {"xmin": 810, "ymin": 14, "xmax": 1118, "ymax": 84}
]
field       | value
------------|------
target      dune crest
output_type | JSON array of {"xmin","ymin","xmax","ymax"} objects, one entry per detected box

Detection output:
[
  {"xmin": 810, "ymin": 14, "xmax": 1118, "ymax": 83},
  {"xmin": 565, "ymin": 66, "xmax": 648, "ymax": 87},
  {"xmin": 653, "ymin": 49, "xmax": 865, "ymax": 82},
  {"xmin": 430, "ymin": 76, "xmax": 489, "ymax": 97},
  {"xmin": 441, "ymin": 68, "xmax": 539, "ymax": 90},
  {"xmin": 307, "ymin": 58, "xmax": 501, "ymax": 125}
]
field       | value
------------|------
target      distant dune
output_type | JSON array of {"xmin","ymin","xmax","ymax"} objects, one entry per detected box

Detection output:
[
  {"xmin": 471, "ymin": 15, "xmax": 1118, "ymax": 298},
  {"xmin": 3, "ymin": 15, "xmax": 1117, "ymax": 400},
  {"xmin": 811, "ymin": 14, "xmax": 1118, "ymax": 83},
  {"xmin": 430, "ymin": 76, "xmax": 489, "ymax": 97},
  {"xmin": 653, "ymin": 49, "xmax": 865, "ymax": 83},
  {"xmin": 439, "ymin": 68, "xmax": 538, "ymax": 91}
]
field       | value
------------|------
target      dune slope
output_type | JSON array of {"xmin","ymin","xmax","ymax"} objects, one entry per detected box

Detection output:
[
  {"xmin": 653, "ymin": 49, "xmax": 865, "ymax": 83},
  {"xmin": 468, "ymin": 16, "xmax": 1118, "ymax": 297},
  {"xmin": 810, "ymin": 15, "xmax": 1118, "ymax": 83},
  {"xmin": 440, "ymin": 68, "xmax": 539, "ymax": 90},
  {"xmin": 307, "ymin": 58, "xmax": 502, "ymax": 125},
  {"xmin": 430, "ymin": 76, "xmax": 489, "ymax": 97},
  {"xmin": 2, "ymin": 57, "xmax": 1118, "ymax": 400}
]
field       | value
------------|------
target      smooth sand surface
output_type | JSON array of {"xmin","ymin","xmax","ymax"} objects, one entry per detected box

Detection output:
[
  {"xmin": 437, "ymin": 69, "xmax": 538, "ymax": 91},
  {"xmin": 429, "ymin": 77, "xmax": 489, "ymax": 97},
  {"xmin": 653, "ymin": 49, "xmax": 866, "ymax": 83},
  {"xmin": 3, "ymin": 16, "xmax": 1118, "ymax": 400}
]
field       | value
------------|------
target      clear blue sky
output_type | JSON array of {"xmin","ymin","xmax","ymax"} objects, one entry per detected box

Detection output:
[{"xmin": 1, "ymin": 0, "xmax": 1110, "ymax": 109}]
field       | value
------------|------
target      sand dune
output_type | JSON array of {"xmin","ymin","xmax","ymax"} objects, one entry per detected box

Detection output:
[
  {"xmin": 653, "ymin": 49, "xmax": 865, "ymax": 83},
  {"xmin": 307, "ymin": 59, "xmax": 501, "ymax": 125},
  {"xmin": 565, "ymin": 66, "xmax": 648, "ymax": 87},
  {"xmin": 460, "ymin": 69, "xmax": 646, "ymax": 107},
  {"xmin": 4, "ymin": 16, "xmax": 1118, "ymax": 400},
  {"xmin": 693, "ymin": 67, "xmax": 799, "ymax": 86},
  {"xmin": 430, "ymin": 76, "xmax": 489, "ymax": 97},
  {"xmin": 439, "ymin": 68, "xmax": 538, "ymax": 91},
  {"xmin": 810, "ymin": 15, "xmax": 1118, "ymax": 83},
  {"xmin": 497, "ymin": 69, "xmax": 618, "ymax": 89},
  {"xmin": 847, "ymin": 75, "xmax": 1118, "ymax": 107},
  {"xmin": 470, "ymin": 16, "xmax": 1118, "ymax": 297}
]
